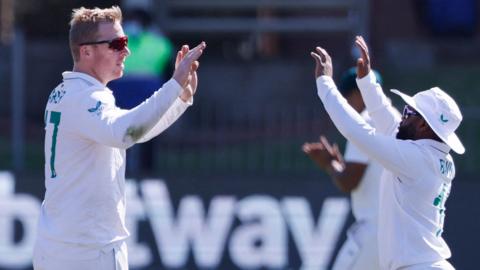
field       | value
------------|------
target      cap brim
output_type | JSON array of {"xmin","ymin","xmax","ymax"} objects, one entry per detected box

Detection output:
[{"xmin": 390, "ymin": 89, "xmax": 465, "ymax": 154}]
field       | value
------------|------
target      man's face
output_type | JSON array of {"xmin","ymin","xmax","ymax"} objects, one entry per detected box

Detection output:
[
  {"xmin": 90, "ymin": 21, "xmax": 130, "ymax": 84},
  {"xmin": 396, "ymin": 105, "xmax": 421, "ymax": 140}
]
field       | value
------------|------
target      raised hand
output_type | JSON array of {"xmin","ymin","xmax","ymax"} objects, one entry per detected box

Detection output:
[
  {"xmin": 354, "ymin": 36, "xmax": 371, "ymax": 79},
  {"xmin": 302, "ymin": 135, "xmax": 344, "ymax": 172},
  {"xmin": 173, "ymin": 42, "xmax": 206, "ymax": 101},
  {"xmin": 310, "ymin": 46, "xmax": 333, "ymax": 79}
]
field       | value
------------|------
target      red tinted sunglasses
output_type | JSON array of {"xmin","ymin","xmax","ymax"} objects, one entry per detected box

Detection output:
[{"xmin": 79, "ymin": 36, "xmax": 128, "ymax": 51}]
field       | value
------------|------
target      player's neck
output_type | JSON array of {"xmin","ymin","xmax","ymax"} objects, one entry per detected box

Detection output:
[{"xmin": 72, "ymin": 63, "xmax": 107, "ymax": 86}]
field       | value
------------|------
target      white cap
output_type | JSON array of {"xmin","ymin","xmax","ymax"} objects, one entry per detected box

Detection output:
[{"xmin": 391, "ymin": 87, "xmax": 465, "ymax": 154}]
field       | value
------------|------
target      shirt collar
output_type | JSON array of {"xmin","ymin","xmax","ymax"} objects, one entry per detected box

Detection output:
[
  {"xmin": 416, "ymin": 139, "xmax": 451, "ymax": 154},
  {"xmin": 62, "ymin": 71, "xmax": 105, "ymax": 89}
]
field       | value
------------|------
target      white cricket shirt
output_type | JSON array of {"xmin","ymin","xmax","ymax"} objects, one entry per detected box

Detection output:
[
  {"xmin": 316, "ymin": 72, "xmax": 454, "ymax": 269},
  {"xmin": 37, "ymin": 71, "xmax": 189, "ymax": 259},
  {"xmin": 344, "ymin": 111, "xmax": 383, "ymax": 222}
]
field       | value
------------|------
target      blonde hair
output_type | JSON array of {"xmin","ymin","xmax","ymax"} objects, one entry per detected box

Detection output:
[{"xmin": 69, "ymin": 6, "xmax": 123, "ymax": 62}]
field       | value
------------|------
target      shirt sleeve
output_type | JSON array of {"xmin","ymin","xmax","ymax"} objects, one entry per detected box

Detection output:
[
  {"xmin": 316, "ymin": 75, "xmax": 427, "ymax": 181},
  {"xmin": 72, "ymin": 79, "xmax": 182, "ymax": 149},
  {"xmin": 356, "ymin": 71, "xmax": 401, "ymax": 135},
  {"xmin": 344, "ymin": 141, "xmax": 369, "ymax": 164},
  {"xmin": 136, "ymin": 96, "xmax": 191, "ymax": 143}
]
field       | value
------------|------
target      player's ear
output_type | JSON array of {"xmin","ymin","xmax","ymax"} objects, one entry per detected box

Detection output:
[{"xmin": 79, "ymin": 45, "xmax": 92, "ymax": 59}]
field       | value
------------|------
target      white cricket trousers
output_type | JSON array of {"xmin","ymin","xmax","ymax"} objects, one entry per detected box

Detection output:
[
  {"xmin": 33, "ymin": 241, "xmax": 128, "ymax": 270},
  {"xmin": 331, "ymin": 220, "xmax": 380, "ymax": 270}
]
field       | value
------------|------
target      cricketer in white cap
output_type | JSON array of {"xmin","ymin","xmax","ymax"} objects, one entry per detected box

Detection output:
[{"xmin": 311, "ymin": 36, "xmax": 463, "ymax": 270}]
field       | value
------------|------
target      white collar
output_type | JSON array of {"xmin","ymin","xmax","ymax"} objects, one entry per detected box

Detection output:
[
  {"xmin": 62, "ymin": 71, "xmax": 105, "ymax": 89},
  {"xmin": 416, "ymin": 139, "xmax": 451, "ymax": 154}
]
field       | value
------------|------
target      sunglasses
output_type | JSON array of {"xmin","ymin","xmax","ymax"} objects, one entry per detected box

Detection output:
[
  {"xmin": 402, "ymin": 105, "xmax": 420, "ymax": 119},
  {"xmin": 79, "ymin": 36, "xmax": 128, "ymax": 51}
]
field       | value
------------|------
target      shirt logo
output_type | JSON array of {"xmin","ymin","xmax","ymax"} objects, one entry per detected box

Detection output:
[
  {"xmin": 440, "ymin": 114, "xmax": 449, "ymax": 124},
  {"xmin": 87, "ymin": 101, "xmax": 104, "ymax": 116}
]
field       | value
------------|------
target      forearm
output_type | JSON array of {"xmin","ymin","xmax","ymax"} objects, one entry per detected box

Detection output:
[
  {"xmin": 316, "ymin": 75, "xmax": 416, "ymax": 176},
  {"xmin": 356, "ymin": 71, "xmax": 400, "ymax": 134},
  {"xmin": 137, "ymin": 97, "xmax": 190, "ymax": 143},
  {"xmin": 102, "ymin": 79, "xmax": 182, "ymax": 148},
  {"xmin": 317, "ymin": 76, "xmax": 371, "ymax": 141}
]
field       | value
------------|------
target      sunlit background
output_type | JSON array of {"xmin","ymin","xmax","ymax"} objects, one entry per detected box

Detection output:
[{"xmin": 0, "ymin": 0, "xmax": 479, "ymax": 269}]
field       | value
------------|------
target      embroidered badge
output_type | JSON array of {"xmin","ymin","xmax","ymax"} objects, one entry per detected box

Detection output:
[
  {"xmin": 440, "ymin": 114, "xmax": 449, "ymax": 124},
  {"xmin": 87, "ymin": 101, "xmax": 104, "ymax": 116}
]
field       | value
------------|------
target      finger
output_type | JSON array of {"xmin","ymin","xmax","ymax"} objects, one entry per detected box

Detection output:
[
  {"xmin": 355, "ymin": 36, "xmax": 368, "ymax": 51},
  {"xmin": 182, "ymin": 44, "xmax": 189, "ymax": 55},
  {"xmin": 190, "ymin": 71, "xmax": 198, "ymax": 94},
  {"xmin": 302, "ymin": 143, "xmax": 311, "ymax": 153},
  {"xmin": 310, "ymin": 52, "xmax": 322, "ymax": 65},
  {"xmin": 359, "ymin": 36, "xmax": 368, "ymax": 54},
  {"xmin": 319, "ymin": 135, "xmax": 333, "ymax": 153},
  {"xmin": 355, "ymin": 36, "xmax": 367, "ymax": 52},
  {"xmin": 355, "ymin": 43, "xmax": 369, "ymax": 65},
  {"xmin": 186, "ymin": 42, "xmax": 207, "ymax": 57},
  {"xmin": 332, "ymin": 143, "xmax": 344, "ymax": 162},
  {"xmin": 332, "ymin": 143, "xmax": 340, "ymax": 155},
  {"xmin": 184, "ymin": 42, "xmax": 206, "ymax": 63},
  {"xmin": 355, "ymin": 38, "xmax": 369, "ymax": 61},
  {"xmin": 306, "ymin": 142, "xmax": 325, "ymax": 151},
  {"xmin": 191, "ymin": 60, "xmax": 200, "ymax": 72},
  {"xmin": 175, "ymin": 50, "xmax": 182, "ymax": 69},
  {"xmin": 316, "ymin": 47, "xmax": 331, "ymax": 63},
  {"xmin": 315, "ymin": 47, "xmax": 326, "ymax": 63}
]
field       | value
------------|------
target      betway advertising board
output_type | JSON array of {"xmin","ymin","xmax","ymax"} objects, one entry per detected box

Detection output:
[{"xmin": 0, "ymin": 171, "xmax": 477, "ymax": 269}]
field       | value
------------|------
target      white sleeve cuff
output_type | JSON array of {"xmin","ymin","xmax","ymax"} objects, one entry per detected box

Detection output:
[
  {"xmin": 165, "ymin": 78, "xmax": 183, "ymax": 96},
  {"xmin": 356, "ymin": 70, "xmax": 377, "ymax": 89},
  {"xmin": 316, "ymin": 76, "xmax": 336, "ymax": 101}
]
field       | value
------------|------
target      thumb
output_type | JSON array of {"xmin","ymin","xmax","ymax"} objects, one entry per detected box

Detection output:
[{"xmin": 357, "ymin": 58, "xmax": 364, "ymax": 68}]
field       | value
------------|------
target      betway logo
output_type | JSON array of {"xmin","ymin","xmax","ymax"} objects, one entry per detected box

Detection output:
[{"xmin": 0, "ymin": 172, "xmax": 349, "ymax": 269}]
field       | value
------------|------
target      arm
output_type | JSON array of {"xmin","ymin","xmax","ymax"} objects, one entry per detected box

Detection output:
[
  {"xmin": 335, "ymin": 163, "xmax": 367, "ymax": 192},
  {"xmin": 137, "ymin": 46, "xmax": 199, "ymax": 143},
  {"xmin": 311, "ymin": 46, "xmax": 426, "ymax": 179},
  {"xmin": 136, "ymin": 97, "xmax": 190, "ymax": 143},
  {"xmin": 303, "ymin": 137, "xmax": 367, "ymax": 193},
  {"xmin": 74, "ymin": 42, "xmax": 206, "ymax": 149},
  {"xmin": 354, "ymin": 36, "xmax": 401, "ymax": 135},
  {"xmin": 74, "ymin": 79, "xmax": 182, "ymax": 149}
]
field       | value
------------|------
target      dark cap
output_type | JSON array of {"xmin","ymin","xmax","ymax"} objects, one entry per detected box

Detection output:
[{"xmin": 338, "ymin": 67, "xmax": 383, "ymax": 96}]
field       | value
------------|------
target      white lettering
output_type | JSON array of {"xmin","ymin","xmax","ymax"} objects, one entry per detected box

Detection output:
[
  {"xmin": 283, "ymin": 197, "xmax": 349, "ymax": 270},
  {"xmin": 0, "ymin": 174, "xmax": 349, "ymax": 270},
  {"xmin": 125, "ymin": 180, "xmax": 151, "ymax": 268},
  {"xmin": 229, "ymin": 195, "xmax": 287, "ymax": 268},
  {"xmin": 0, "ymin": 172, "xmax": 40, "ymax": 268},
  {"xmin": 141, "ymin": 180, "xmax": 235, "ymax": 268}
]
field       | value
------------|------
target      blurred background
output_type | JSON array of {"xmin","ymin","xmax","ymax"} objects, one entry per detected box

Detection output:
[{"xmin": 1, "ymin": 0, "xmax": 480, "ymax": 269}]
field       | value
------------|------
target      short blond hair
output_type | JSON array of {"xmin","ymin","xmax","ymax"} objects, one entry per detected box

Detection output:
[{"xmin": 69, "ymin": 6, "xmax": 122, "ymax": 62}]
